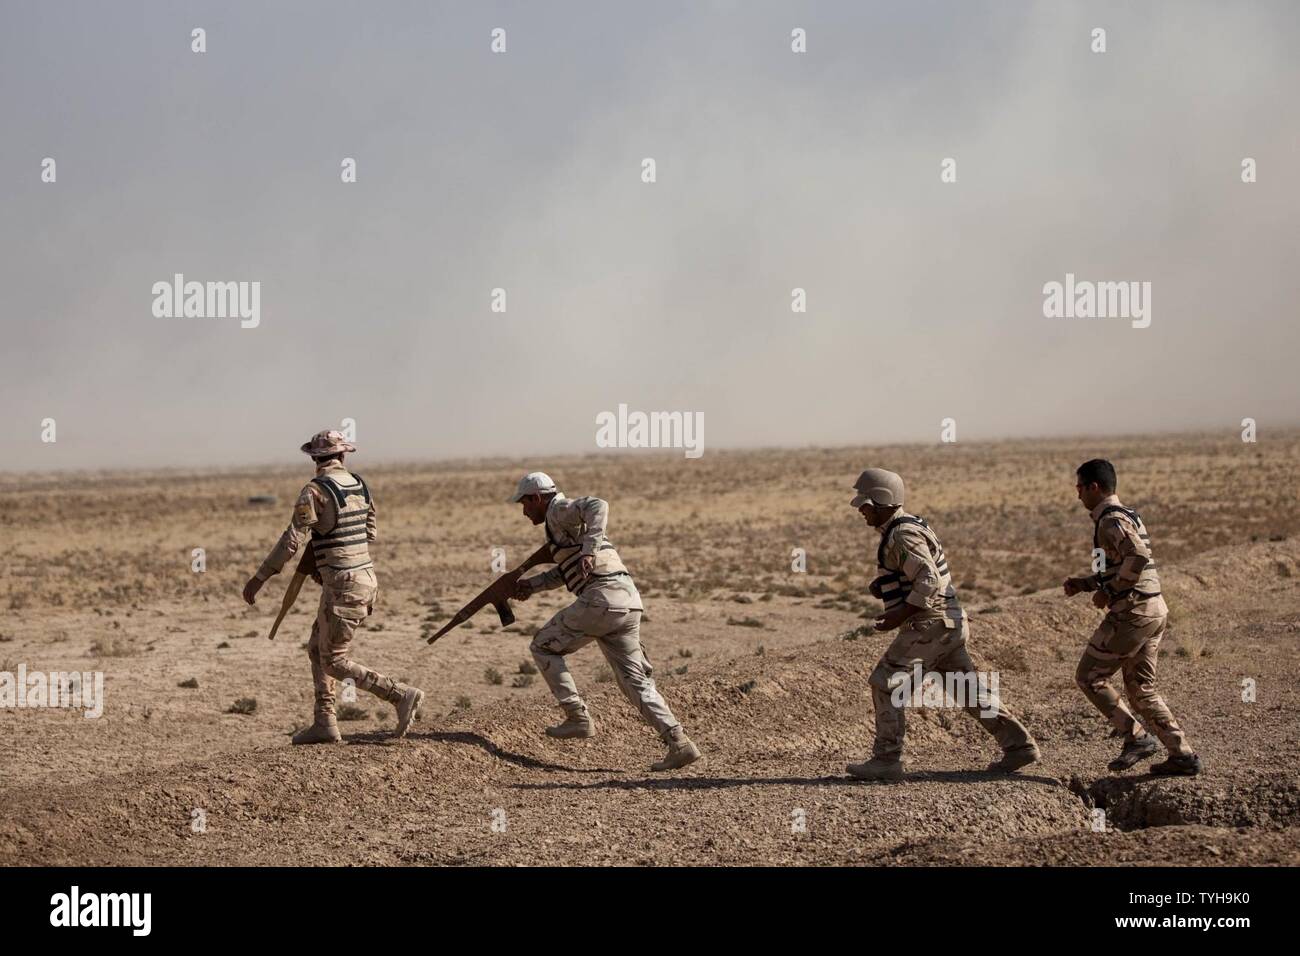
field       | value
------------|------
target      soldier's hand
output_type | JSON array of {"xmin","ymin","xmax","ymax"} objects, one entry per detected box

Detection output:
[
  {"xmin": 513, "ymin": 580, "xmax": 532, "ymax": 602},
  {"xmin": 1063, "ymin": 577, "xmax": 1086, "ymax": 597},
  {"xmin": 579, "ymin": 555, "xmax": 594, "ymax": 579},
  {"xmin": 1090, "ymin": 589, "xmax": 1110, "ymax": 609},
  {"xmin": 242, "ymin": 576, "xmax": 263, "ymax": 605},
  {"xmin": 310, "ymin": 569, "xmax": 323, "ymax": 586},
  {"xmin": 868, "ymin": 578, "xmax": 884, "ymax": 600},
  {"xmin": 874, "ymin": 608, "xmax": 904, "ymax": 632}
]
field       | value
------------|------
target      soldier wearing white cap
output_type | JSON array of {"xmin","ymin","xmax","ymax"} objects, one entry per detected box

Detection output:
[
  {"xmin": 508, "ymin": 472, "xmax": 701, "ymax": 771},
  {"xmin": 846, "ymin": 468, "xmax": 1039, "ymax": 781},
  {"xmin": 242, "ymin": 430, "xmax": 424, "ymax": 744}
]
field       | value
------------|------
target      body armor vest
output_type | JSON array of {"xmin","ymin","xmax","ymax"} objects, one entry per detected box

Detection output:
[
  {"xmin": 1092, "ymin": 505, "xmax": 1160, "ymax": 600},
  {"xmin": 545, "ymin": 519, "xmax": 628, "ymax": 596},
  {"xmin": 872, "ymin": 515, "xmax": 962, "ymax": 618},
  {"xmin": 310, "ymin": 472, "xmax": 373, "ymax": 573}
]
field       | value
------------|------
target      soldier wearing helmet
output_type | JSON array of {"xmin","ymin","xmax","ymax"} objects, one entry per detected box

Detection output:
[
  {"xmin": 242, "ymin": 430, "xmax": 424, "ymax": 744},
  {"xmin": 846, "ymin": 468, "xmax": 1039, "ymax": 781}
]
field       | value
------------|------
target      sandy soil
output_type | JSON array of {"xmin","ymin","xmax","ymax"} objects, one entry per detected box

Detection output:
[{"xmin": 1, "ymin": 432, "xmax": 1297, "ymax": 865}]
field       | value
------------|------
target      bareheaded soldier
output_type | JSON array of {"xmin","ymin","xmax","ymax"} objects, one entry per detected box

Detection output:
[
  {"xmin": 508, "ymin": 472, "xmax": 701, "ymax": 771},
  {"xmin": 1064, "ymin": 459, "xmax": 1201, "ymax": 775},
  {"xmin": 848, "ymin": 469, "xmax": 1040, "ymax": 781},
  {"xmin": 242, "ymin": 430, "xmax": 424, "ymax": 744}
]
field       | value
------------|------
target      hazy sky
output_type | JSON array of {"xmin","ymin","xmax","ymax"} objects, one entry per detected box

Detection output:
[{"xmin": 2, "ymin": 0, "xmax": 1297, "ymax": 471}]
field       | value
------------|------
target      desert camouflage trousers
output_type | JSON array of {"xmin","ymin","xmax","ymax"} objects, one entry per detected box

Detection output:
[
  {"xmin": 307, "ymin": 568, "xmax": 400, "ymax": 719},
  {"xmin": 1075, "ymin": 609, "xmax": 1192, "ymax": 756},
  {"xmin": 530, "ymin": 600, "xmax": 680, "ymax": 740},
  {"xmin": 868, "ymin": 617, "xmax": 1034, "ymax": 761}
]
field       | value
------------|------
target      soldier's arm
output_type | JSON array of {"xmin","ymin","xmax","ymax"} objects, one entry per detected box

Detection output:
[
  {"xmin": 366, "ymin": 497, "xmax": 377, "ymax": 543},
  {"xmin": 1100, "ymin": 517, "xmax": 1150, "ymax": 591},
  {"xmin": 521, "ymin": 566, "xmax": 565, "ymax": 594},
  {"xmin": 873, "ymin": 530, "xmax": 927, "ymax": 629},
  {"xmin": 255, "ymin": 486, "xmax": 321, "ymax": 581},
  {"xmin": 893, "ymin": 528, "xmax": 941, "ymax": 610},
  {"xmin": 572, "ymin": 496, "xmax": 610, "ymax": 556}
]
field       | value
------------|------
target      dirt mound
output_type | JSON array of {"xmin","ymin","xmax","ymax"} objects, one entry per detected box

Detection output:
[{"xmin": 2, "ymin": 533, "xmax": 1297, "ymax": 866}]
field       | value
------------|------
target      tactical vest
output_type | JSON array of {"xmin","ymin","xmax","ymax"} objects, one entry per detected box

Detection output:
[
  {"xmin": 545, "ymin": 517, "xmax": 628, "ymax": 596},
  {"xmin": 310, "ymin": 472, "xmax": 373, "ymax": 573},
  {"xmin": 872, "ymin": 515, "xmax": 963, "ymax": 621},
  {"xmin": 1092, "ymin": 505, "xmax": 1160, "ymax": 600}
]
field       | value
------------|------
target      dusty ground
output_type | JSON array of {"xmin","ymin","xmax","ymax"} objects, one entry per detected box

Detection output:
[{"xmin": 1, "ymin": 432, "xmax": 1298, "ymax": 865}]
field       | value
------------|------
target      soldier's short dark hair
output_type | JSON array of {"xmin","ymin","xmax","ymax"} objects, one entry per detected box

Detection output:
[{"xmin": 1076, "ymin": 458, "xmax": 1117, "ymax": 493}]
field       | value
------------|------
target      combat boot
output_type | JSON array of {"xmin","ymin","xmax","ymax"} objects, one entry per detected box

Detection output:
[
  {"xmin": 393, "ymin": 685, "xmax": 425, "ymax": 739},
  {"xmin": 1108, "ymin": 733, "xmax": 1158, "ymax": 772},
  {"xmin": 292, "ymin": 716, "xmax": 341, "ymax": 745},
  {"xmin": 545, "ymin": 705, "xmax": 595, "ymax": 739},
  {"xmin": 1150, "ymin": 752, "xmax": 1202, "ymax": 776},
  {"xmin": 846, "ymin": 758, "xmax": 904, "ymax": 782},
  {"xmin": 988, "ymin": 743, "xmax": 1040, "ymax": 773},
  {"xmin": 650, "ymin": 726, "xmax": 701, "ymax": 771}
]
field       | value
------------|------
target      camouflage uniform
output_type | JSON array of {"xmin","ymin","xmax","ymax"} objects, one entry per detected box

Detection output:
[
  {"xmin": 523, "ymin": 494, "xmax": 683, "ymax": 741},
  {"xmin": 256, "ymin": 458, "xmax": 405, "ymax": 721},
  {"xmin": 868, "ymin": 513, "xmax": 1036, "ymax": 761},
  {"xmin": 1073, "ymin": 495, "xmax": 1193, "ymax": 756}
]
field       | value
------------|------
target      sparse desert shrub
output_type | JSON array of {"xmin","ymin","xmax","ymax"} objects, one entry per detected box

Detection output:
[
  {"xmin": 511, "ymin": 673, "xmax": 535, "ymax": 688},
  {"xmin": 674, "ymin": 665, "xmax": 688, "ymax": 675},
  {"xmin": 1174, "ymin": 634, "xmax": 1210, "ymax": 659},
  {"xmin": 337, "ymin": 703, "xmax": 369, "ymax": 721},
  {"xmin": 484, "ymin": 667, "xmax": 503, "ymax": 685},
  {"xmin": 678, "ymin": 648, "xmax": 693, "ymax": 658},
  {"xmin": 518, "ymin": 659, "xmax": 538, "ymax": 675},
  {"xmin": 227, "ymin": 697, "xmax": 257, "ymax": 715},
  {"xmin": 90, "ymin": 637, "xmax": 139, "ymax": 657},
  {"xmin": 727, "ymin": 616, "xmax": 764, "ymax": 628},
  {"xmin": 454, "ymin": 695, "xmax": 472, "ymax": 710},
  {"xmin": 594, "ymin": 664, "xmax": 615, "ymax": 683},
  {"xmin": 178, "ymin": 677, "xmax": 199, "ymax": 688}
]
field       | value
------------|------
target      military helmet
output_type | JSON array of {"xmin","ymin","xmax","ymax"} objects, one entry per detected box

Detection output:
[
  {"xmin": 851, "ymin": 468, "xmax": 904, "ymax": 509},
  {"xmin": 300, "ymin": 429, "xmax": 356, "ymax": 458}
]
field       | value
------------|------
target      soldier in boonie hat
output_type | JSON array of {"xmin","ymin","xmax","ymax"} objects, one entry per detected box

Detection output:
[
  {"xmin": 301, "ymin": 429, "xmax": 357, "ymax": 458},
  {"xmin": 242, "ymin": 429, "xmax": 424, "ymax": 745}
]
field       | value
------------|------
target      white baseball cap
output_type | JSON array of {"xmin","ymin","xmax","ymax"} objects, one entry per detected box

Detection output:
[{"xmin": 509, "ymin": 471, "xmax": 558, "ymax": 503}]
